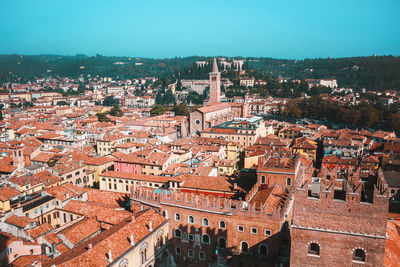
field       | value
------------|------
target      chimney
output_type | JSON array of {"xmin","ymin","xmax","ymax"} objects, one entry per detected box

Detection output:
[
  {"xmin": 233, "ymin": 183, "xmax": 238, "ymax": 190},
  {"xmin": 130, "ymin": 234, "xmax": 135, "ymax": 246},
  {"xmin": 88, "ymin": 244, "xmax": 92, "ymax": 250},
  {"xmin": 311, "ymin": 177, "xmax": 321, "ymax": 197},
  {"xmin": 149, "ymin": 221, "xmax": 153, "ymax": 232},
  {"xmin": 108, "ymin": 250, "xmax": 113, "ymax": 263},
  {"xmin": 258, "ymin": 156, "xmax": 265, "ymax": 166}
]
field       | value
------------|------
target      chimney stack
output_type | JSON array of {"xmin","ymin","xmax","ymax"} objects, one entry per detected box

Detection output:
[
  {"xmin": 149, "ymin": 221, "xmax": 153, "ymax": 232},
  {"xmin": 130, "ymin": 234, "xmax": 135, "ymax": 246},
  {"xmin": 108, "ymin": 250, "xmax": 113, "ymax": 263}
]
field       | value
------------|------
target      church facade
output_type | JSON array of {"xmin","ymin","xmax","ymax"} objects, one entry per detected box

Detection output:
[{"xmin": 189, "ymin": 58, "xmax": 248, "ymax": 135}]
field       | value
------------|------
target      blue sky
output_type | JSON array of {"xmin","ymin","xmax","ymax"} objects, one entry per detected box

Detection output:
[{"xmin": 1, "ymin": 0, "xmax": 399, "ymax": 58}]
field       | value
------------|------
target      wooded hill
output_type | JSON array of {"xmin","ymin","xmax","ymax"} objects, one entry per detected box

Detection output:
[{"xmin": 0, "ymin": 54, "xmax": 399, "ymax": 90}]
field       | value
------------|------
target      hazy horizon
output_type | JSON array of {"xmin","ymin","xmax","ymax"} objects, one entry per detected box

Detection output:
[
  {"xmin": 1, "ymin": 0, "xmax": 399, "ymax": 58},
  {"xmin": 0, "ymin": 53, "xmax": 398, "ymax": 61}
]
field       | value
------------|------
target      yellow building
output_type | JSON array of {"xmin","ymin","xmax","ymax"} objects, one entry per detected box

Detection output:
[
  {"xmin": 217, "ymin": 159, "xmax": 237, "ymax": 176},
  {"xmin": 84, "ymin": 156, "xmax": 114, "ymax": 183},
  {"xmin": 0, "ymin": 187, "xmax": 21, "ymax": 213},
  {"xmin": 226, "ymin": 142, "xmax": 243, "ymax": 162},
  {"xmin": 200, "ymin": 117, "xmax": 266, "ymax": 148},
  {"xmin": 244, "ymin": 151, "xmax": 265, "ymax": 169},
  {"xmin": 292, "ymin": 138, "xmax": 318, "ymax": 161}
]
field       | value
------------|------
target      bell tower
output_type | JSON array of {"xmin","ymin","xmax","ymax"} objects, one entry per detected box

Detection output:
[{"xmin": 209, "ymin": 58, "xmax": 221, "ymax": 104}]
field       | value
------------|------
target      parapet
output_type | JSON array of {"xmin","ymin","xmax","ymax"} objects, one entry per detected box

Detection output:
[{"xmin": 130, "ymin": 186, "xmax": 291, "ymax": 220}]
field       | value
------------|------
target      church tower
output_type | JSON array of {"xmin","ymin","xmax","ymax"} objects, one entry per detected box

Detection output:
[{"xmin": 209, "ymin": 58, "xmax": 221, "ymax": 104}]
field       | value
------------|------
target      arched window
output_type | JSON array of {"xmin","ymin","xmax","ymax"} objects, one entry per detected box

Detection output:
[
  {"xmin": 259, "ymin": 244, "xmax": 268, "ymax": 256},
  {"xmin": 241, "ymin": 241, "xmax": 249, "ymax": 253},
  {"xmin": 202, "ymin": 218, "xmax": 209, "ymax": 226},
  {"xmin": 156, "ymin": 230, "xmax": 164, "ymax": 249},
  {"xmin": 174, "ymin": 229, "xmax": 182, "ymax": 239},
  {"xmin": 175, "ymin": 213, "xmax": 180, "ymax": 221},
  {"xmin": 354, "ymin": 249, "xmax": 365, "ymax": 262},
  {"xmin": 261, "ymin": 175, "xmax": 266, "ymax": 184},
  {"xmin": 188, "ymin": 215, "xmax": 194, "ymax": 224},
  {"xmin": 218, "ymin": 237, "xmax": 226, "ymax": 249},
  {"xmin": 219, "ymin": 220, "xmax": 226, "ymax": 229},
  {"xmin": 309, "ymin": 243, "xmax": 320, "ymax": 255},
  {"xmin": 119, "ymin": 258, "xmax": 129, "ymax": 267},
  {"xmin": 286, "ymin": 177, "xmax": 291, "ymax": 186},
  {"xmin": 199, "ymin": 251, "xmax": 205, "ymax": 260},
  {"xmin": 175, "ymin": 246, "xmax": 181, "ymax": 255},
  {"xmin": 140, "ymin": 243, "xmax": 148, "ymax": 264},
  {"xmin": 201, "ymin": 234, "xmax": 210, "ymax": 244}
]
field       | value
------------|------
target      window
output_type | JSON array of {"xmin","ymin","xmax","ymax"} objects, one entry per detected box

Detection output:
[
  {"xmin": 308, "ymin": 243, "xmax": 320, "ymax": 255},
  {"xmin": 259, "ymin": 244, "xmax": 268, "ymax": 256},
  {"xmin": 195, "ymin": 119, "xmax": 201, "ymax": 125},
  {"xmin": 202, "ymin": 218, "xmax": 209, "ymax": 226},
  {"xmin": 188, "ymin": 249, "xmax": 194, "ymax": 258},
  {"xmin": 201, "ymin": 234, "xmax": 210, "ymax": 244},
  {"xmin": 264, "ymin": 229, "xmax": 272, "ymax": 236},
  {"xmin": 354, "ymin": 249, "xmax": 365, "ymax": 262},
  {"xmin": 140, "ymin": 243, "xmax": 148, "ymax": 264},
  {"xmin": 241, "ymin": 241, "xmax": 249, "ymax": 253},
  {"xmin": 251, "ymin": 227, "xmax": 258, "ymax": 234},
  {"xmin": 188, "ymin": 234, "xmax": 194, "ymax": 242},
  {"xmin": 188, "ymin": 215, "xmax": 194, "ymax": 224},
  {"xmin": 175, "ymin": 213, "xmax": 181, "ymax": 221},
  {"xmin": 286, "ymin": 178, "xmax": 291, "ymax": 186},
  {"xmin": 218, "ymin": 237, "xmax": 226, "ymax": 249},
  {"xmin": 175, "ymin": 246, "xmax": 181, "ymax": 255},
  {"xmin": 261, "ymin": 175, "xmax": 266, "ymax": 184},
  {"xmin": 219, "ymin": 220, "xmax": 226, "ymax": 229},
  {"xmin": 199, "ymin": 251, "xmax": 205, "ymax": 260},
  {"xmin": 174, "ymin": 229, "xmax": 182, "ymax": 239},
  {"xmin": 30, "ymin": 249, "xmax": 33, "ymax": 254},
  {"xmin": 237, "ymin": 225, "xmax": 244, "ymax": 232}
]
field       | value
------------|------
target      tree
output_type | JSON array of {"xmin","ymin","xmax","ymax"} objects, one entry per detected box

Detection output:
[
  {"xmin": 173, "ymin": 103, "xmax": 189, "ymax": 116},
  {"xmin": 109, "ymin": 104, "xmax": 123, "ymax": 117},
  {"xmin": 176, "ymin": 79, "xmax": 182, "ymax": 91},
  {"xmin": 150, "ymin": 104, "xmax": 166, "ymax": 116},
  {"xmin": 103, "ymin": 96, "xmax": 119, "ymax": 106},
  {"xmin": 23, "ymin": 101, "xmax": 34, "ymax": 107},
  {"xmin": 164, "ymin": 89, "xmax": 175, "ymax": 105},
  {"xmin": 56, "ymin": 101, "xmax": 69, "ymax": 106},
  {"xmin": 96, "ymin": 112, "xmax": 110, "ymax": 122},
  {"xmin": 155, "ymin": 92, "xmax": 163, "ymax": 104}
]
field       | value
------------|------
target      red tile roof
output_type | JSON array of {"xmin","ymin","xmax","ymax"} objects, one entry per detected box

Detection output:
[
  {"xmin": 44, "ymin": 209, "xmax": 166, "ymax": 267},
  {"xmin": 5, "ymin": 215, "xmax": 36, "ymax": 228},
  {"xmin": 26, "ymin": 223, "xmax": 53, "ymax": 239},
  {"xmin": 384, "ymin": 220, "xmax": 400, "ymax": 267}
]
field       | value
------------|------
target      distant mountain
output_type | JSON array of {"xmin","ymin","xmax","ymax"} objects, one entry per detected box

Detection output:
[{"xmin": 0, "ymin": 54, "xmax": 399, "ymax": 90}]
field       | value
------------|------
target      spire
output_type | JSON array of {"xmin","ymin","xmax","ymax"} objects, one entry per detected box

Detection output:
[{"xmin": 212, "ymin": 58, "xmax": 219, "ymax": 73}]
